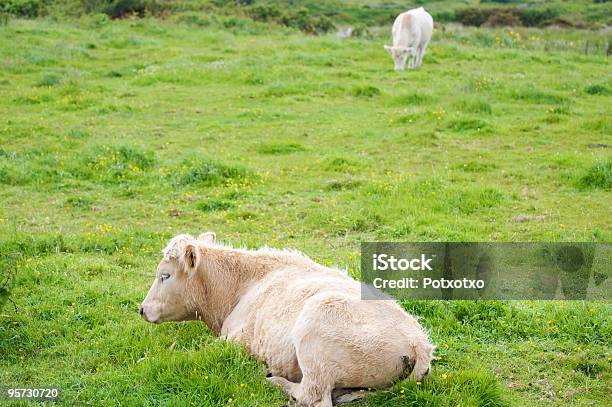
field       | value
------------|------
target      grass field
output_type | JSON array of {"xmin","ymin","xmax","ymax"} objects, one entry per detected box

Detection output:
[{"xmin": 0, "ymin": 12, "xmax": 610, "ymax": 407}]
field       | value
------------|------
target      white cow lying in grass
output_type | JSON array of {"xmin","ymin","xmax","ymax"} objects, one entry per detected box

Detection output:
[
  {"xmin": 140, "ymin": 233, "xmax": 434, "ymax": 407},
  {"xmin": 384, "ymin": 7, "xmax": 434, "ymax": 70}
]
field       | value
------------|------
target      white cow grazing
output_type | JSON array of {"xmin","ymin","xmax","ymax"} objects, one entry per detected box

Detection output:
[{"xmin": 384, "ymin": 7, "xmax": 433, "ymax": 70}]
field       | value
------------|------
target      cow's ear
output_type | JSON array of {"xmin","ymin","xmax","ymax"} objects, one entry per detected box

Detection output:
[
  {"xmin": 198, "ymin": 232, "xmax": 216, "ymax": 245},
  {"xmin": 182, "ymin": 243, "xmax": 200, "ymax": 273},
  {"xmin": 384, "ymin": 44, "xmax": 392, "ymax": 52}
]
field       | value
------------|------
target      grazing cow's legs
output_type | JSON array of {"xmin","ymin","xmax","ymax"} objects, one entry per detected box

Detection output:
[{"xmin": 417, "ymin": 47, "xmax": 426, "ymax": 67}]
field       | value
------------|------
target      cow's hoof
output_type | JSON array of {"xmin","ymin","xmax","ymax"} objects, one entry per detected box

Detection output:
[{"xmin": 334, "ymin": 392, "xmax": 366, "ymax": 404}]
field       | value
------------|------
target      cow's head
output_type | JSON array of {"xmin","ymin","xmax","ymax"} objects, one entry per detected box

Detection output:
[
  {"xmin": 139, "ymin": 232, "xmax": 216, "ymax": 323},
  {"xmin": 384, "ymin": 45, "xmax": 414, "ymax": 71}
]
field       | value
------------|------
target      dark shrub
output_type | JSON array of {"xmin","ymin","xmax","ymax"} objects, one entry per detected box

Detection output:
[
  {"xmin": 81, "ymin": 0, "xmax": 155, "ymax": 19},
  {"xmin": 455, "ymin": 6, "xmax": 559, "ymax": 27},
  {"xmin": 281, "ymin": 8, "xmax": 335, "ymax": 34},
  {"xmin": 104, "ymin": 0, "xmax": 147, "ymax": 18},
  {"xmin": 212, "ymin": 0, "xmax": 254, "ymax": 5},
  {"xmin": 247, "ymin": 4, "xmax": 281, "ymax": 22},
  {"xmin": 455, "ymin": 8, "xmax": 490, "ymax": 26},
  {"xmin": 0, "ymin": 0, "xmax": 42, "ymax": 17},
  {"xmin": 281, "ymin": 9, "xmax": 311, "ymax": 32},
  {"xmin": 312, "ymin": 15, "xmax": 334, "ymax": 34},
  {"xmin": 351, "ymin": 23, "xmax": 370, "ymax": 38},
  {"xmin": 484, "ymin": 9, "xmax": 521, "ymax": 27},
  {"xmin": 517, "ymin": 7, "xmax": 559, "ymax": 26}
]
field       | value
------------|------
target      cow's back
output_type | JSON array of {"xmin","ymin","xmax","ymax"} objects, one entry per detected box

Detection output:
[
  {"xmin": 393, "ymin": 7, "xmax": 433, "ymax": 48},
  {"xmin": 221, "ymin": 266, "xmax": 359, "ymax": 381}
]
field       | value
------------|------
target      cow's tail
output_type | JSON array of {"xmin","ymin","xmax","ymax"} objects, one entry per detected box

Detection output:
[{"xmin": 401, "ymin": 341, "xmax": 435, "ymax": 380}]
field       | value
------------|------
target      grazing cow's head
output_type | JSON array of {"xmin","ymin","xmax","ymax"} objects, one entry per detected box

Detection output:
[
  {"xmin": 139, "ymin": 232, "xmax": 216, "ymax": 323},
  {"xmin": 384, "ymin": 45, "xmax": 413, "ymax": 71}
]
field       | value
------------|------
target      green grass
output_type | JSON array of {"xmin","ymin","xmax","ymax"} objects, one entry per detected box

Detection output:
[
  {"xmin": 577, "ymin": 160, "xmax": 612, "ymax": 191},
  {"xmin": 0, "ymin": 13, "xmax": 610, "ymax": 407}
]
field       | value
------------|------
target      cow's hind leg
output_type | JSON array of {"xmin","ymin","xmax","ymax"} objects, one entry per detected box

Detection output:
[
  {"xmin": 269, "ymin": 375, "xmax": 332, "ymax": 407},
  {"xmin": 268, "ymin": 376, "xmax": 300, "ymax": 399},
  {"xmin": 417, "ymin": 46, "xmax": 426, "ymax": 67},
  {"xmin": 299, "ymin": 376, "xmax": 333, "ymax": 407}
]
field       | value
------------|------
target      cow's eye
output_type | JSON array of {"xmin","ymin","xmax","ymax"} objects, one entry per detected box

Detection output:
[{"xmin": 160, "ymin": 273, "xmax": 171, "ymax": 282}]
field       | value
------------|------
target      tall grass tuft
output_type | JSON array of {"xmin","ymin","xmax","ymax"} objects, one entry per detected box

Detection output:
[
  {"xmin": 77, "ymin": 145, "xmax": 156, "ymax": 182},
  {"xmin": 577, "ymin": 160, "xmax": 612, "ymax": 190},
  {"xmin": 179, "ymin": 157, "xmax": 248, "ymax": 186},
  {"xmin": 256, "ymin": 142, "xmax": 306, "ymax": 155}
]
